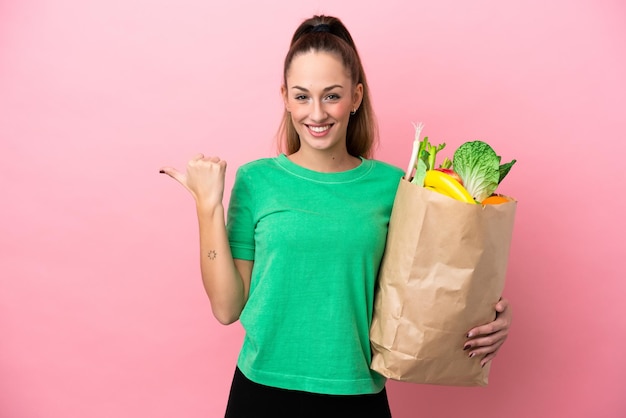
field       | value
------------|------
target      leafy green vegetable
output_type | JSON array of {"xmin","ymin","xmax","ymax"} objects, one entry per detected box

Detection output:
[
  {"xmin": 498, "ymin": 159, "xmax": 517, "ymax": 184},
  {"xmin": 439, "ymin": 157, "xmax": 452, "ymax": 169},
  {"xmin": 452, "ymin": 141, "xmax": 501, "ymax": 202},
  {"xmin": 412, "ymin": 162, "xmax": 427, "ymax": 187},
  {"xmin": 410, "ymin": 135, "xmax": 446, "ymax": 186},
  {"xmin": 426, "ymin": 140, "xmax": 446, "ymax": 171}
]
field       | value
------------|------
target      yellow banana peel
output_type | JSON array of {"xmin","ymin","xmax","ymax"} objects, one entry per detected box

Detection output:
[
  {"xmin": 424, "ymin": 185, "xmax": 450, "ymax": 198},
  {"xmin": 424, "ymin": 170, "xmax": 477, "ymax": 204}
]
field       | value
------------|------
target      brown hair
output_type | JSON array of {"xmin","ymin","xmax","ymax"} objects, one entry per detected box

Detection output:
[{"xmin": 277, "ymin": 15, "xmax": 378, "ymax": 158}]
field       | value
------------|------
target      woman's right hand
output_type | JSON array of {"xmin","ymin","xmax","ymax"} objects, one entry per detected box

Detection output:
[{"xmin": 160, "ymin": 153, "xmax": 227, "ymax": 209}]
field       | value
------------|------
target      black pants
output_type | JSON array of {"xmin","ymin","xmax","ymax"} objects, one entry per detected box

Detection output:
[{"xmin": 225, "ymin": 367, "xmax": 392, "ymax": 417}]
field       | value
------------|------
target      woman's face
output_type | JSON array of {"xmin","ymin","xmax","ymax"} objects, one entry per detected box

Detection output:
[{"xmin": 282, "ymin": 51, "xmax": 363, "ymax": 155}]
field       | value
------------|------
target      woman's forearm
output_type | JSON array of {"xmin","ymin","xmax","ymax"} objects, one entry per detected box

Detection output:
[{"xmin": 196, "ymin": 203, "xmax": 250, "ymax": 325}]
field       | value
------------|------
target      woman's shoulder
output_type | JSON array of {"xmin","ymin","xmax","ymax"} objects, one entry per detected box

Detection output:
[{"xmin": 235, "ymin": 156, "xmax": 281, "ymax": 174}]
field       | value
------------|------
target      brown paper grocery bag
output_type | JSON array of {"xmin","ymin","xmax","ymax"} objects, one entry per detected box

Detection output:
[{"xmin": 370, "ymin": 178, "xmax": 516, "ymax": 386}]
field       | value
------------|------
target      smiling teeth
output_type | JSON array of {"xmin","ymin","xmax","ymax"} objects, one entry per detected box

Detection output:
[{"xmin": 309, "ymin": 125, "xmax": 330, "ymax": 133}]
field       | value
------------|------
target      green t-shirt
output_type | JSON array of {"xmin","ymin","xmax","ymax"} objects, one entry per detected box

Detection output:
[{"xmin": 227, "ymin": 154, "xmax": 403, "ymax": 395}]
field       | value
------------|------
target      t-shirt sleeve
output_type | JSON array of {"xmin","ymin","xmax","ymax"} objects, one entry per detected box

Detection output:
[{"xmin": 226, "ymin": 167, "xmax": 256, "ymax": 261}]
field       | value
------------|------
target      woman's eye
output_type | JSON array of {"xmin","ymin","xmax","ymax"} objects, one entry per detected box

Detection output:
[
  {"xmin": 294, "ymin": 95, "xmax": 308, "ymax": 101},
  {"xmin": 326, "ymin": 94, "xmax": 340, "ymax": 101}
]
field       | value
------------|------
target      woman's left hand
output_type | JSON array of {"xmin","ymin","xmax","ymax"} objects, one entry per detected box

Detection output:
[{"xmin": 464, "ymin": 297, "xmax": 512, "ymax": 367}]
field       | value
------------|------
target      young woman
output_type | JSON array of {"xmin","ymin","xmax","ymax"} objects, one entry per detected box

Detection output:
[{"xmin": 160, "ymin": 15, "xmax": 512, "ymax": 417}]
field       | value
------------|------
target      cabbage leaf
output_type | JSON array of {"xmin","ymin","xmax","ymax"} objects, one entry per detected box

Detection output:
[{"xmin": 452, "ymin": 141, "xmax": 501, "ymax": 202}]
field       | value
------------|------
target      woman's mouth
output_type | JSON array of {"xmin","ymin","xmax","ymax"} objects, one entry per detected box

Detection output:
[{"xmin": 306, "ymin": 124, "xmax": 332, "ymax": 137}]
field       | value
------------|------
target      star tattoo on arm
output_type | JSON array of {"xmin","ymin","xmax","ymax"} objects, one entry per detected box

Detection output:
[{"xmin": 207, "ymin": 250, "xmax": 217, "ymax": 260}]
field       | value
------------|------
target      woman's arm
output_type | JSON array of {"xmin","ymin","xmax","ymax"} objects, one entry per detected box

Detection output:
[
  {"xmin": 161, "ymin": 154, "xmax": 252, "ymax": 325},
  {"xmin": 463, "ymin": 297, "xmax": 512, "ymax": 367},
  {"xmin": 196, "ymin": 203, "xmax": 252, "ymax": 324}
]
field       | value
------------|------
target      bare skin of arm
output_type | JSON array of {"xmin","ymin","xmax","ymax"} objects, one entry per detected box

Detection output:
[{"xmin": 161, "ymin": 154, "xmax": 252, "ymax": 325}]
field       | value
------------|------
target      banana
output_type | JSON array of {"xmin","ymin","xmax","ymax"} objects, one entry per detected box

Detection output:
[
  {"xmin": 424, "ymin": 185, "xmax": 450, "ymax": 198},
  {"xmin": 424, "ymin": 170, "xmax": 477, "ymax": 204}
]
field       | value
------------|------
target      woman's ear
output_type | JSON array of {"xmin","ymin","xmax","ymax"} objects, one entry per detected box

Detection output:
[
  {"xmin": 281, "ymin": 85, "xmax": 290, "ymax": 112},
  {"xmin": 353, "ymin": 83, "xmax": 364, "ymax": 111}
]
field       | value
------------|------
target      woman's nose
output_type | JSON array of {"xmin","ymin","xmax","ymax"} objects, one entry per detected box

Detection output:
[{"xmin": 310, "ymin": 100, "xmax": 327, "ymax": 122}]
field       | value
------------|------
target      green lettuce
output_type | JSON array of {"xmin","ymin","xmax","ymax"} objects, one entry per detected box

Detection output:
[{"xmin": 452, "ymin": 141, "xmax": 515, "ymax": 202}]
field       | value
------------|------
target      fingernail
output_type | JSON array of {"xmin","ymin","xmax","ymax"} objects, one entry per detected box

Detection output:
[
  {"xmin": 469, "ymin": 352, "xmax": 475, "ymax": 358},
  {"xmin": 159, "ymin": 170, "xmax": 165, "ymax": 174},
  {"xmin": 467, "ymin": 332, "xmax": 473, "ymax": 338},
  {"xmin": 463, "ymin": 345, "xmax": 471, "ymax": 351}
]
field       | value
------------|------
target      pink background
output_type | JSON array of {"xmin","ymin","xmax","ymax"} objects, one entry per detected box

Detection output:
[{"xmin": 1, "ymin": 0, "xmax": 624, "ymax": 417}]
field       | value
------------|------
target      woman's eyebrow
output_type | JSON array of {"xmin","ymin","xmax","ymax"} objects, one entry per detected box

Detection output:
[{"xmin": 291, "ymin": 84, "xmax": 344, "ymax": 92}]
